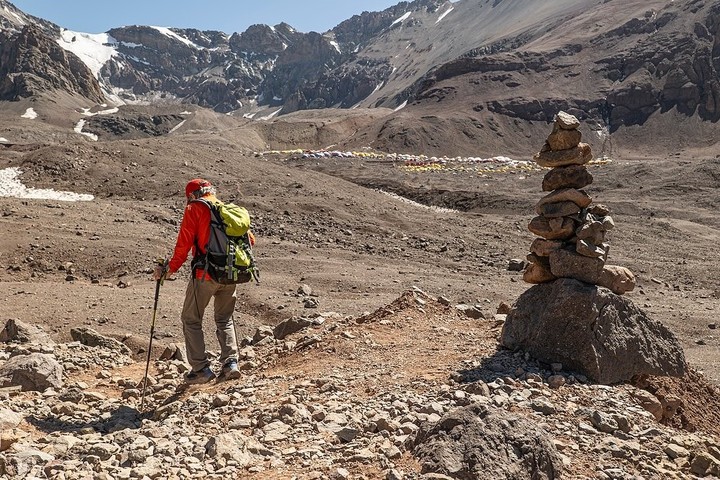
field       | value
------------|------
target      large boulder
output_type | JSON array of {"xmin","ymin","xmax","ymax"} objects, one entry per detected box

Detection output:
[
  {"xmin": 501, "ymin": 279, "xmax": 687, "ymax": 384},
  {"xmin": 0, "ymin": 353, "xmax": 64, "ymax": 391},
  {"xmin": 0, "ymin": 319, "xmax": 54, "ymax": 346},
  {"xmin": 414, "ymin": 403, "xmax": 562, "ymax": 480},
  {"xmin": 70, "ymin": 327, "xmax": 132, "ymax": 355}
]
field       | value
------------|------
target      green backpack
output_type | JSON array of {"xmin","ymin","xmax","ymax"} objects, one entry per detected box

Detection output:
[{"xmin": 191, "ymin": 198, "xmax": 259, "ymax": 284}]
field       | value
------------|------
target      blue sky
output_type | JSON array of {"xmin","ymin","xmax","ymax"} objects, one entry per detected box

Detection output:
[{"xmin": 11, "ymin": 1, "xmax": 402, "ymax": 34}]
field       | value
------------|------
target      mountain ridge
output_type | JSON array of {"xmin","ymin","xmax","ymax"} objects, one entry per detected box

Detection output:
[{"xmin": 1, "ymin": 0, "xmax": 720, "ymax": 156}]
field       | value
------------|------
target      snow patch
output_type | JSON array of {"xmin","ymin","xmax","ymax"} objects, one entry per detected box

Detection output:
[
  {"xmin": 243, "ymin": 112, "xmax": 257, "ymax": 119},
  {"xmin": 330, "ymin": 40, "xmax": 341, "ymax": 53},
  {"xmin": 168, "ymin": 120, "xmax": 186, "ymax": 134},
  {"xmin": 394, "ymin": 100, "xmax": 408, "ymax": 112},
  {"xmin": 3, "ymin": 6, "xmax": 26, "ymax": 25},
  {"xmin": 258, "ymin": 109, "xmax": 282, "ymax": 121},
  {"xmin": 150, "ymin": 26, "xmax": 200, "ymax": 49},
  {"xmin": 80, "ymin": 106, "xmax": 119, "ymax": 116},
  {"xmin": 74, "ymin": 120, "xmax": 98, "ymax": 141},
  {"xmin": 0, "ymin": 138, "xmax": 8, "ymax": 143},
  {"xmin": 21, "ymin": 108, "xmax": 37, "ymax": 119},
  {"xmin": 57, "ymin": 30, "xmax": 118, "ymax": 78},
  {"xmin": 380, "ymin": 190, "xmax": 457, "ymax": 214},
  {"xmin": 126, "ymin": 55, "xmax": 151, "ymax": 66},
  {"xmin": 436, "ymin": 7, "xmax": 454, "ymax": 24},
  {"xmin": 392, "ymin": 12, "xmax": 412, "ymax": 26},
  {"xmin": 0, "ymin": 168, "xmax": 94, "ymax": 202}
]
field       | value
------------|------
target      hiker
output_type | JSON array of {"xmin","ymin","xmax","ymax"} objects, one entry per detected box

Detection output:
[{"xmin": 154, "ymin": 178, "xmax": 242, "ymax": 384}]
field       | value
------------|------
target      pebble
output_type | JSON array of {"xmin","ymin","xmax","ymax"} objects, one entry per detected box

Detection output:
[{"xmin": 0, "ymin": 311, "xmax": 717, "ymax": 480}]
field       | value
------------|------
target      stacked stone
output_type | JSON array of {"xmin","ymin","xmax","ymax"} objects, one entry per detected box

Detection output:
[{"xmin": 523, "ymin": 111, "xmax": 636, "ymax": 295}]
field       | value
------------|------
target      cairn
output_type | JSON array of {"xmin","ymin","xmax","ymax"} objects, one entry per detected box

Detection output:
[
  {"xmin": 523, "ymin": 111, "xmax": 636, "ymax": 295},
  {"xmin": 502, "ymin": 111, "xmax": 686, "ymax": 384}
]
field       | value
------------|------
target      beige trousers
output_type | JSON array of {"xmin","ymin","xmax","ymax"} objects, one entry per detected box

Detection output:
[{"xmin": 181, "ymin": 277, "xmax": 239, "ymax": 372}]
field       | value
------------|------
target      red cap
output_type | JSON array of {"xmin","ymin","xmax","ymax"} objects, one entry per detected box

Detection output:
[{"xmin": 185, "ymin": 178, "xmax": 212, "ymax": 198}]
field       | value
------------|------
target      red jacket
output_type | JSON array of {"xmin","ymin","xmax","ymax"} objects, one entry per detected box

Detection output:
[{"xmin": 168, "ymin": 195, "xmax": 215, "ymax": 277}]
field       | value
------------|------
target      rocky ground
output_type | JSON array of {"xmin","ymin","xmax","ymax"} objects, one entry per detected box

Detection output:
[
  {"xmin": 2, "ymin": 290, "xmax": 720, "ymax": 479},
  {"xmin": 0, "ymin": 103, "xmax": 719, "ymax": 479}
]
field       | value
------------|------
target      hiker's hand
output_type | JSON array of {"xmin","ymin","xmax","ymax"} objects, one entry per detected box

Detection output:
[{"xmin": 153, "ymin": 264, "xmax": 168, "ymax": 281}]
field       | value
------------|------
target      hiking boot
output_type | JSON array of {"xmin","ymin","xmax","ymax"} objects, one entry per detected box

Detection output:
[
  {"xmin": 219, "ymin": 359, "xmax": 241, "ymax": 381},
  {"xmin": 184, "ymin": 366, "xmax": 216, "ymax": 384}
]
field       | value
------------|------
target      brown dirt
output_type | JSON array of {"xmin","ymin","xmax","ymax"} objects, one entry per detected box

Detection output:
[
  {"xmin": 1, "ymin": 102, "xmax": 719, "ymax": 463},
  {"xmin": 643, "ymin": 370, "xmax": 720, "ymax": 438}
]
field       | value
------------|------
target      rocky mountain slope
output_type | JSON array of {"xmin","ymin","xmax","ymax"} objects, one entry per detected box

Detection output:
[{"xmin": 2, "ymin": 0, "xmax": 720, "ymax": 157}]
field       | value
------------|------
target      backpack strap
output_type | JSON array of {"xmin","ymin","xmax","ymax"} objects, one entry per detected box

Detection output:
[{"xmin": 189, "ymin": 198, "xmax": 222, "ymax": 279}]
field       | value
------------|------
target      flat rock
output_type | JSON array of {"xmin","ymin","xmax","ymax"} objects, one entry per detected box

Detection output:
[
  {"xmin": 555, "ymin": 111, "xmax": 581, "ymax": 130},
  {"xmin": 598, "ymin": 265, "xmax": 636, "ymax": 294},
  {"xmin": 70, "ymin": 328, "xmax": 131, "ymax": 355},
  {"xmin": 536, "ymin": 200, "xmax": 581, "ymax": 218},
  {"xmin": 576, "ymin": 240, "xmax": 609, "ymax": 259},
  {"xmin": 542, "ymin": 165, "xmax": 593, "ymax": 192},
  {"xmin": 534, "ymin": 143, "xmax": 592, "ymax": 168},
  {"xmin": 530, "ymin": 238, "xmax": 564, "ymax": 257},
  {"xmin": 0, "ymin": 353, "xmax": 64, "ymax": 391},
  {"xmin": 273, "ymin": 316, "xmax": 314, "ymax": 340},
  {"xmin": 588, "ymin": 204, "xmax": 612, "ymax": 216},
  {"xmin": 549, "ymin": 248, "xmax": 605, "ymax": 284},
  {"xmin": 547, "ymin": 126, "xmax": 582, "ymax": 151},
  {"xmin": 501, "ymin": 278, "xmax": 687, "ymax": 384},
  {"xmin": 523, "ymin": 262, "xmax": 557, "ymax": 284},
  {"xmin": 528, "ymin": 216, "xmax": 575, "ymax": 240},
  {"xmin": 537, "ymin": 188, "xmax": 592, "ymax": 210}
]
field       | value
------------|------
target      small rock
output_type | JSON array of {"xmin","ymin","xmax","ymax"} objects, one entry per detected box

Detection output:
[
  {"xmin": 547, "ymin": 375, "xmax": 566, "ymax": 389},
  {"xmin": 508, "ymin": 259, "xmax": 525, "ymax": 271},
  {"xmin": 664, "ymin": 443, "xmax": 690, "ymax": 459}
]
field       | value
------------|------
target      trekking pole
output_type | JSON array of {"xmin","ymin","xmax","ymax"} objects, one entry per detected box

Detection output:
[{"xmin": 140, "ymin": 258, "xmax": 167, "ymax": 412}]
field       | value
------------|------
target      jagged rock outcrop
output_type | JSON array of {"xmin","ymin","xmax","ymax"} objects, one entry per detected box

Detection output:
[
  {"xmin": 84, "ymin": 113, "xmax": 186, "ymax": 139},
  {"xmin": 0, "ymin": 24, "xmax": 104, "ymax": 102},
  {"xmin": 414, "ymin": 403, "xmax": 563, "ymax": 479},
  {"xmin": 70, "ymin": 327, "xmax": 132, "ymax": 355},
  {"xmin": 0, "ymin": 353, "xmax": 64, "ymax": 391},
  {"xmin": 229, "ymin": 23, "xmax": 300, "ymax": 55},
  {"xmin": 0, "ymin": 319, "xmax": 54, "ymax": 346}
]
